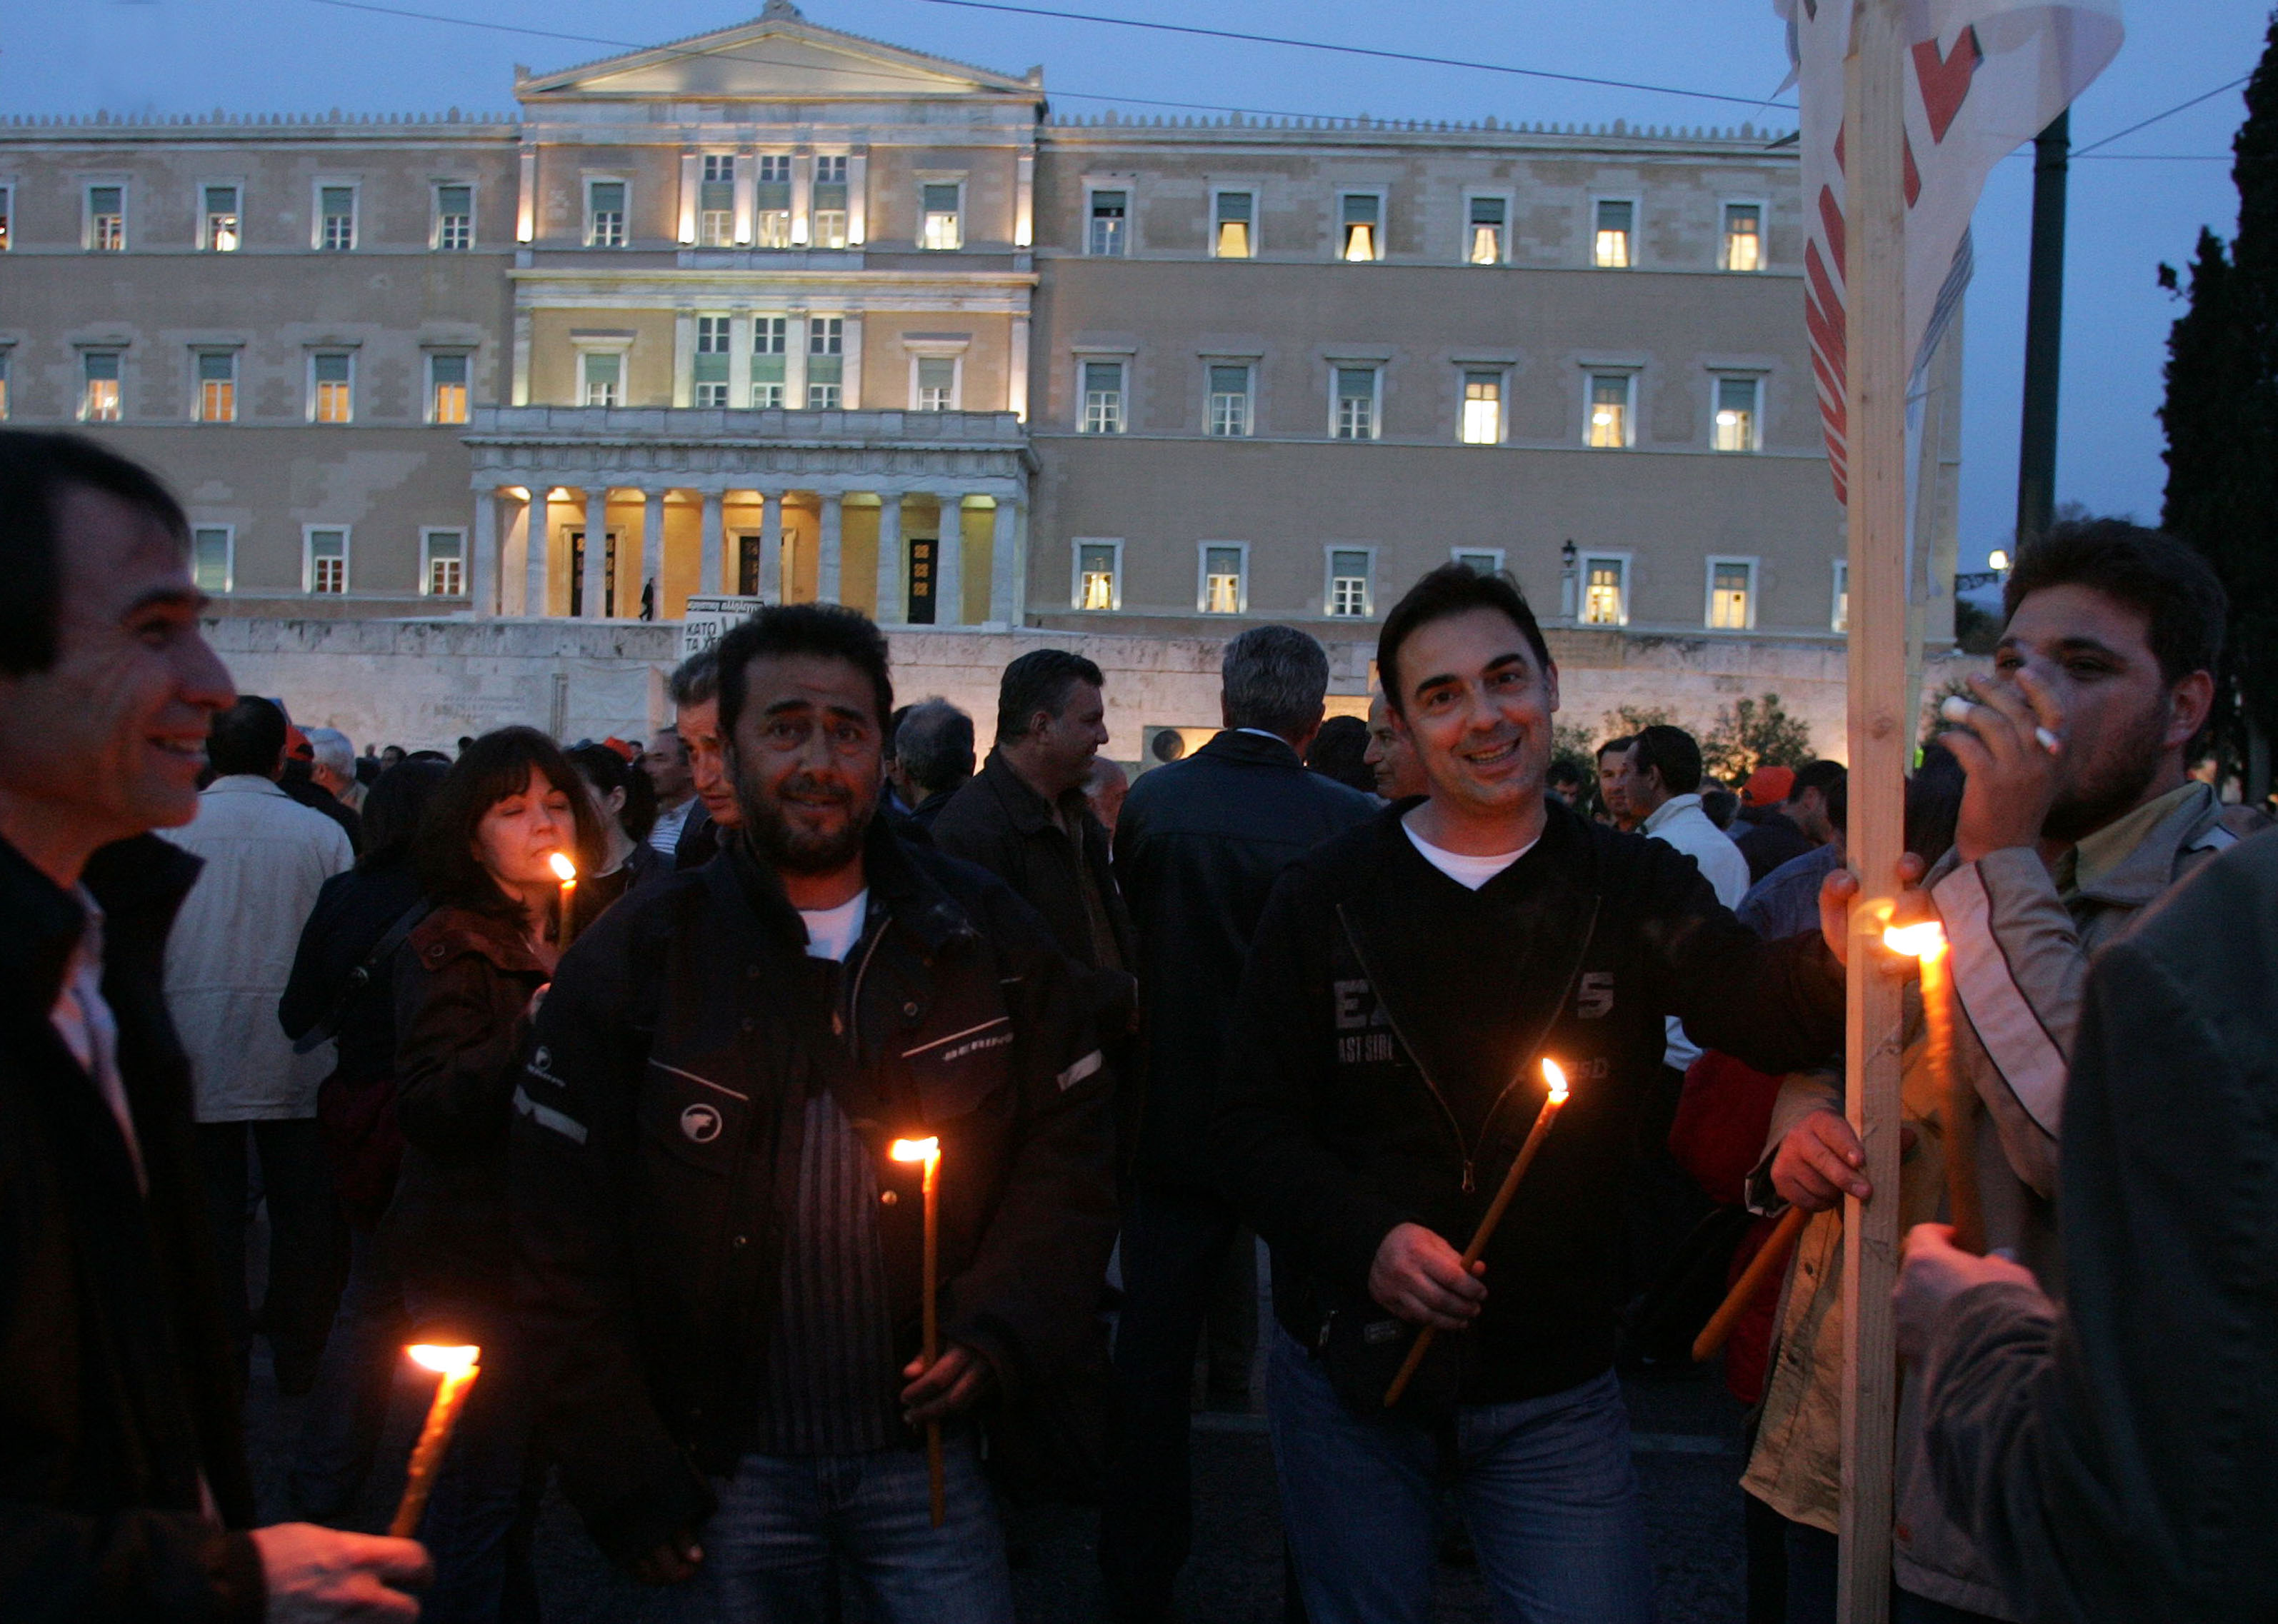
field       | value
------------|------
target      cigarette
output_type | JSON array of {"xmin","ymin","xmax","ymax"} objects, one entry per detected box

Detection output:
[{"xmin": 1939, "ymin": 693, "xmax": 2059, "ymax": 754}]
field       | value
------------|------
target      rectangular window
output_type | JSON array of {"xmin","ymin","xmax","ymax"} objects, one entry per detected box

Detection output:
[
  {"xmin": 319, "ymin": 186, "xmax": 356, "ymax": 251},
  {"xmin": 1213, "ymin": 190, "xmax": 1254, "ymax": 259},
  {"xmin": 1467, "ymin": 195, "xmax": 1507, "ymax": 265},
  {"xmin": 1076, "ymin": 540, "xmax": 1119, "ymax": 611},
  {"xmin": 193, "ymin": 526, "xmax": 233, "ymax": 593},
  {"xmin": 1707, "ymin": 558, "xmax": 1757, "ymax": 631},
  {"xmin": 755, "ymin": 154, "xmax": 793, "ymax": 248},
  {"xmin": 82, "ymin": 352, "xmax": 122, "ymax": 421},
  {"xmin": 1333, "ymin": 366, "xmax": 1378, "ymax": 441},
  {"xmin": 1459, "ymin": 371, "xmax": 1502, "ymax": 445},
  {"xmin": 1722, "ymin": 202, "xmax": 1763, "ymax": 271},
  {"xmin": 581, "ymin": 351, "xmax": 621, "ymax": 408},
  {"xmin": 311, "ymin": 354, "xmax": 353, "ymax": 423},
  {"xmin": 1080, "ymin": 361, "xmax": 1125, "ymax": 434},
  {"xmin": 921, "ymin": 183, "xmax": 961, "ymax": 251},
  {"xmin": 428, "ymin": 353, "xmax": 470, "ymax": 424},
  {"xmin": 89, "ymin": 185, "xmax": 125, "ymax": 251},
  {"xmin": 1453, "ymin": 549, "xmax": 1503, "ymax": 576},
  {"xmin": 0, "ymin": 350, "xmax": 10, "ymax": 418},
  {"xmin": 0, "ymin": 185, "xmax": 11, "ymax": 252},
  {"xmin": 697, "ymin": 154, "xmax": 736, "ymax": 247},
  {"xmin": 1206, "ymin": 364, "xmax": 1252, "ymax": 437},
  {"xmin": 915, "ymin": 356, "xmax": 956, "ymax": 411},
  {"xmin": 1832, "ymin": 559, "xmax": 1849, "ymax": 633},
  {"xmin": 204, "ymin": 185, "xmax": 241, "ymax": 251},
  {"xmin": 694, "ymin": 315, "xmax": 731, "ymax": 407},
  {"xmin": 1087, "ymin": 189, "xmax": 1127, "ymax": 256},
  {"xmin": 806, "ymin": 317, "xmax": 844, "ymax": 409},
  {"xmin": 423, "ymin": 529, "xmax": 466, "ymax": 597},
  {"xmin": 306, "ymin": 527, "xmax": 349, "ymax": 594},
  {"xmin": 1327, "ymin": 548, "xmax": 1373, "ymax": 617},
  {"xmin": 196, "ymin": 351, "xmax": 236, "ymax": 423},
  {"xmin": 751, "ymin": 316, "xmax": 786, "ymax": 407},
  {"xmin": 1581, "ymin": 556, "xmax": 1629, "ymax": 626},
  {"xmin": 1712, "ymin": 375, "xmax": 1760, "ymax": 452},
  {"xmin": 434, "ymin": 183, "xmax": 472, "ymax": 251},
  {"xmin": 586, "ymin": 181, "xmax": 626, "ymax": 248},
  {"xmin": 812, "ymin": 154, "xmax": 849, "ymax": 248},
  {"xmin": 1339, "ymin": 193, "xmax": 1382, "ymax": 262},
  {"xmin": 1593, "ymin": 199, "xmax": 1633, "ymax": 268},
  {"xmin": 1201, "ymin": 543, "xmax": 1245, "ymax": 614},
  {"xmin": 1587, "ymin": 374, "xmax": 1632, "ymax": 448}
]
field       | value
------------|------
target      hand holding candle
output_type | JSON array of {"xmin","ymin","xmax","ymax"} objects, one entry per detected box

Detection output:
[
  {"xmin": 549, "ymin": 851, "xmax": 579, "ymax": 947},
  {"xmin": 390, "ymin": 1344, "xmax": 481, "ymax": 1538},
  {"xmin": 889, "ymin": 1136, "xmax": 946, "ymax": 1529},
  {"xmin": 1884, "ymin": 919, "xmax": 1982, "ymax": 1255},
  {"xmin": 1384, "ymin": 1059, "xmax": 1569, "ymax": 1408}
]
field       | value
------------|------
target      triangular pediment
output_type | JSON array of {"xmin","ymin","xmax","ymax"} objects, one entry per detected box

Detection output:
[{"xmin": 517, "ymin": 4, "xmax": 1041, "ymax": 102}]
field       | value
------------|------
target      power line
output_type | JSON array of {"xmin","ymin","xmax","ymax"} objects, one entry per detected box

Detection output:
[{"xmin": 2073, "ymin": 74, "xmax": 2250, "ymax": 157}]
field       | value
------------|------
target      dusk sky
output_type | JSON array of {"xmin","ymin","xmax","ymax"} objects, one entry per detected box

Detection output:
[{"xmin": 14, "ymin": 0, "xmax": 2272, "ymax": 567}]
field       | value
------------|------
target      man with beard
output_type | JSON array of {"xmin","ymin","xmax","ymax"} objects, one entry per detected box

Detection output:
[
  {"xmin": 511, "ymin": 603, "xmax": 1116, "ymax": 1623},
  {"xmin": 1749, "ymin": 519, "xmax": 2262, "ymax": 1624}
]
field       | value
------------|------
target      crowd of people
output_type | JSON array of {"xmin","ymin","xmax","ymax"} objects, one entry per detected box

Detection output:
[{"xmin": 3, "ymin": 422, "xmax": 2274, "ymax": 1624}]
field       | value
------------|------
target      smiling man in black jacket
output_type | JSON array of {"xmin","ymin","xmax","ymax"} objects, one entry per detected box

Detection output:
[{"xmin": 1217, "ymin": 565, "xmax": 1847, "ymax": 1624}]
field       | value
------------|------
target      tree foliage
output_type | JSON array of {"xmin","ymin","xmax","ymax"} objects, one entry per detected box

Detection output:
[{"xmin": 1702, "ymin": 693, "xmax": 1815, "ymax": 783}]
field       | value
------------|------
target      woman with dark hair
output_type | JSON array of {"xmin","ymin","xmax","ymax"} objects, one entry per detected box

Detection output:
[
  {"xmin": 564, "ymin": 741, "xmax": 666, "ymax": 919},
  {"xmin": 384, "ymin": 726, "xmax": 601, "ymax": 1623}
]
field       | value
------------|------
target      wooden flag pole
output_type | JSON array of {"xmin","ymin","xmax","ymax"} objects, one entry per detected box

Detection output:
[{"xmin": 1838, "ymin": 4, "xmax": 1912, "ymax": 1623}]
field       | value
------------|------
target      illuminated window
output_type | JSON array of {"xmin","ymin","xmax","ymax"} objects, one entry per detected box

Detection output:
[
  {"xmin": 1722, "ymin": 202, "xmax": 1763, "ymax": 271},
  {"xmin": 813, "ymin": 155, "xmax": 849, "ymax": 248},
  {"xmin": 193, "ymin": 527, "xmax": 233, "ymax": 593},
  {"xmin": 88, "ymin": 186, "xmax": 125, "ymax": 251},
  {"xmin": 756, "ymin": 155, "xmax": 792, "ymax": 248},
  {"xmin": 1707, "ymin": 558, "xmax": 1756, "ymax": 631},
  {"xmin": 1593, "ymin": 199, "xmax": 1633, "ymax": 268},
  {"xmin": 1327, "ymin": 548, "xmax": 1372, "ymax": 617},
  {"xmin": 1214, "ymin": 190, "xmax": 1254, "ymax": 258},
  {"xmin": 319, "ymin": 186, "xmax": 356, "ymax": 251},
  {"xmin": 1076, "ymin": 540, "xmax": 1120, "ymax": 610},
  {"xmin": 915, "ymin": 356, "xmax": 956, "ymax": 411},
  {"xmin": 1712, "ymin": 376, "xmax": 1760, "ymax": 452},
  {"xmin": 428, "ymin": 353, "xmax": 469, "ymax": 424},
  {"xmin": 1088, "ymin": 189, "xmax": 1127, "ymax": 256},
  {"xmin": 806, "ymin": 316, "xmax": 843, "ymax": 409},
  {"xmin": 1460, "ymin": 371, "xmax": 1502, "ymax": 444},
  {"xmin": 1832, "ymin": 559, "xmax": 1849, "ymax": 633},
  {"xmin": 311, "ymin": 354, "xmax": 353, "ymax": 423},
  {"xmin": 306, "ymin": 527, "xmax": 349, "ymax": 594},
  {"xmin": 1339, "ymin": 193, "xmax": 1382, "ymax": 262},
  {"xmin": 81, "ymin": 352, "xmax": 121, "ymax": 421},
  {"xmin": 196, "ymin": 351, "xmax": 236, "ymax": 423},
  {"xmin": 204, "ymin": 186, "xmax": 241, "ymax": 251},
  {"xmin": 1200, "ymin": 544, "xmax": 1246, "ymax": 613},
  {"xmin": 586, "ymin": 180, "xmax": 626, "ymax": 248},
  {"xmin": 1207, "ymin": 364, "xmax": 1251, "ymax": 436},
  {"xmin": 1333, "ymin": 367, "xmax": 1378, "ymax": 440},
  {"xmin": 1581, "ymin": 556, "xmax": 1629, "ymax": 626},
  {"xmin": 1587, "ymin": 374, "xmax": 1632, "ymax": 448},
  {"xmin": 1467, "ymin": 196, "xmax": 1506, "ymax": 265},
  {"xmin": 581, "ymin": 351, "xmax": 621, "ymax": 408},
  {"xmin": 694, "ymin": 315, "xmax": 731, "ymax": 407},
  {"xmin": 699, "ymin": 155, "xmax": 735, "ymax": 247},
  {"xmin": 921, "ymin": 183, "xmax": 961, "ymax": 251},
  {"xmin": 0, "ymin": 186, "xmax": 11, "ymax": 251},
  {"xmin": 434, "ymin": 184, "xmax": 472, "ymax": 251},
  {"xmin": 422, "ymin": 529, "xmax": 466, "ymax": 596},
  {"xmin": 1080, "ymin": 361, "xmax": 1125, "ymax": 434},
  {"xmin": 751, "ymin": 316, "xmax": 786, "ymax": 407},
  {"xmin": 0, "ymin": 350, "xmax": 10, "ymax": 418}
]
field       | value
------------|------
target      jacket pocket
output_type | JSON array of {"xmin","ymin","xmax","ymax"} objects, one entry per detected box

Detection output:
[
  {"xmin": 639, "ymin": 1058, "xmax": 751, "ymax": 1176},
  {"xmin": 901, "ymin": 1012, "xmax": 1014, "ymax": 1123}
]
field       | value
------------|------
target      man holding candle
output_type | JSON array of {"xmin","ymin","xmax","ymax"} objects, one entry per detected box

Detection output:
[
  {"xmin": 1214, "ymin": 563, "xmax": 1851, "ymax": 1624},
  {"xmin": 511, "ymin": 603, "xmax": 1116, "ymax": 1623}
]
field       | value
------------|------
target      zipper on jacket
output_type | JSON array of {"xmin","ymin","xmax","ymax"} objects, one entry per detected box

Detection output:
[{"xmin": 846, "ymin": 916, "xmax": 894, "ymax": 1065}]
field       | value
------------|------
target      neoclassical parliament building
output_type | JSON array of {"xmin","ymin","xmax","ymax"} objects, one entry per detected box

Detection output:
[{"xmin": 0, "ymin": 1, "xmax": 1962, "ymax": 749}]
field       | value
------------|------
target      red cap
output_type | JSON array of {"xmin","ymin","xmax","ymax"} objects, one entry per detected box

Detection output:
[
  {"xmin": 286, "ymin": 726, "xmax": 315, "ymax": 762},
  {"xmin": 600, "ymin": 736, "xmax": 639, "ymax": 763},
  {"xmin": 1740, "ymin": 766, "xmax": 1794, "ymax": 807}
]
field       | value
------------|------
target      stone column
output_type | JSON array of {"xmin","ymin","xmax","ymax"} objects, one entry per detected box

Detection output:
[
  {"xmin": 581, "ymin": 486, "xmax": 608, "ymax": 618},
  {"xmin": 523, "ymin": 493, "xmax": 548, "ymax": 616},
  {"xmin": 699, "ymin": 490, "xmax": 724, "ymax": 596},
  {"xmin": 759, "ymin": 493, "xmax": 783, "ymax": 601},
  {"xmin": 818, "ymin": 492, "xmax": 843, "ymax": 603},
  {"xmin": 874, "ymin": 492, "xmax": 904, "ymax": 624},
  {"xmin": 934, "ymin": 494, "xmax": 963, "ymax": 626},
  {"xmin": 502, "ymin": 493, "xmax": 532, "ymax": 616},
  {"xmin": 471, "ymin": 488, "xmax": 499, "ymax": 617},
  {"xmin": 641, "ymin": 488, "xmax": 666, "ymax": 619},
  {"xmin": 989, "ymin": 495, "xmax": 1019, "ymax": 627}
]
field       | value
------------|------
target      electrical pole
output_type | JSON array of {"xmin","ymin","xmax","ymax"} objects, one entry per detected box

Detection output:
[{"xmin": 2014, "ymin": 109, "xmax": 2070, "ymax": 548}]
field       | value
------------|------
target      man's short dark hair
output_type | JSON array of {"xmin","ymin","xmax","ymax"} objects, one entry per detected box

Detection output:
[
  {"xmin": 1791, "ymin": 759, "xmax": 1847, "ymax": 801},
  {"xmin": 884, "ymin": 705, "xmax": 915, "ymax": 765},
  {"xmin": 716, "ymin": 603, "xmax": 895, "ymax": 741},
  {"xmin": 2003, "ymin": 518, "xmax": 2228, "ymax": 685},
  {"xmin": 206, "ymin": 696, "xmax": 287, "ymax": 779},
  {"xmin": 0, "ymin": 430, "xmax": 191, "ymax": 678},
  {"xmin": 1631, "ymin": 723, "xmax": 1704, "ymax": 797},
  {"xmin": 996, "ymin": 648, "xmax": 1104, "ymax": 743},
  {"xmin": 1597, "ymin": 734, "xmax": 1636, "ymax": 763},
  {"xmin": 669, "ymin": 644, "xmax": 721, "ymax": 708},
  {"xmin": 1547, "ymin": 758, "xmax": 1586, "ymax": 790},
  {"xmin": 1377, "ymin": 565, "xmax": 1554, "ymax": 716},
  {"xmin": 1222, "ymin": 625, "xmax": 1331, "ymax": 738},
  {"xmin": 894, "ymin": 698, "xmax": 976, "ymax": 799}
]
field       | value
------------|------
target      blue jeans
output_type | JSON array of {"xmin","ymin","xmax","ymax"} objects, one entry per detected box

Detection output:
[
  {"xmin": 1267, "ymin": 1332, "xmax": 1652, "ymax": 1624},
  {"xmin": 405, "ymin": 1296, "xmax": 543, "ymax": 1624},
  {"xmin": 684, "ymin": 1437, "xmax": 1012, "ymax": 1624},
  {"xmin": 290, "ymin": 1226, "xmax": 411, "ymax": 1522}
]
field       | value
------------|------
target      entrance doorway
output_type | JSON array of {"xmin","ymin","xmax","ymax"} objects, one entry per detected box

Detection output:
[
  {"xmin": 569, "ymin": 530, "xmax": 618, "ymax": 617},
  {"xmin": 906, "ymin": 535, "xmax": 937, "ymax": 624}
]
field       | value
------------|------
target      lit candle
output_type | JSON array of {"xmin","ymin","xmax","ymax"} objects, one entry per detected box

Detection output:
[
  {"xmin": 889, "ymin": 1136, "xmax": 946, "ymax": 1528},
  {"xmin": 549, "ymin": 851, "xmax": 579, "ymax": 947},
  {"xmin": 389, "ymin": 1343, "xmax": 481, "ymax": 1538},
  {"xmin": 1884, "ymin": 919, "xmax": 1982, "ymax": 1254},
  {"xmin": 1386, "ymin": 1060, "xmax": 1570, "ymax": 1408}
]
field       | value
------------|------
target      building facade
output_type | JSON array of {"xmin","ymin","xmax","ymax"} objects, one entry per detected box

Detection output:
[{"xmin": 0, "ymin": 1, "xmax": 1962, "ymax": 752}]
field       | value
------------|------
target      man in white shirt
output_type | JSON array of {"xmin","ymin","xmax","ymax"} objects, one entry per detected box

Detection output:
[
  {"xmin": 642, "ymin": 726, "xmax": 698, "ymax": 856},
  {"xmin": 162, "ymin": 693, "xmax": 354, "ymax": 1393}
]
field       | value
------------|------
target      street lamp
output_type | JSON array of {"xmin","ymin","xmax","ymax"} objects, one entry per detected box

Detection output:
[
  {"xmin": 1987, "ymin": 548, "xmax": 2011, "ymax": 573},
  {"xmin": 1560, "ymin": 539, "xmax": 1578, "ymax": 621}
]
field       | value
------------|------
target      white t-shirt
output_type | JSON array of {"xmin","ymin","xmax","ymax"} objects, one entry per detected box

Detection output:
[
  {"xmin": 649, "ymin": 798, "xmax": 695, "ymax": 855},
  {"xmin": 1402, "ymin": 816, "xmax": 1539, "ymax": 891},
  {"xmin": 799, "ymin": 890, "xmax": 869, "ymax": 962}
]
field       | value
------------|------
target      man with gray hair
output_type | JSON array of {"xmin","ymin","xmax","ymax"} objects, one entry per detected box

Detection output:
[
  {"xmin": 889, "ymin": 697, "xmax": 975, "ymax": 833},
  {"xmin": 1101, "ymin": 623, "xmax": 1376, "ymax": 1623},
  {"xmin": 304, "ymin": 726, "xmax": 361, "ymax": 811}
]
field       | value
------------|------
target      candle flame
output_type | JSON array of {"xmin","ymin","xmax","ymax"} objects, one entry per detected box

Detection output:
[
  {"xmin": 548, "ymin": 851, "xmax": 577, "ymax": 883},
  {"xmin": 1542, "ymin": 1058, "xmax": 1569, "ymax": 1106},
  {"xmin": 1883, "ymin": 920, "xmax": 1948, "ymax": 961},
  {"xmin": 890, "ymin": 1136, "xmax": 940, "ymax": 1163},
  {"xmin": 407, "ymin": 1343, "xmax": 479, "ymax": 1376}
]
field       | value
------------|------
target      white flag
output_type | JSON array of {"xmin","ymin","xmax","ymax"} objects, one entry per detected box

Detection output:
[{"xmin": 1776, "ymin": 0, "xmax": 2124, "ymax": 503}]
